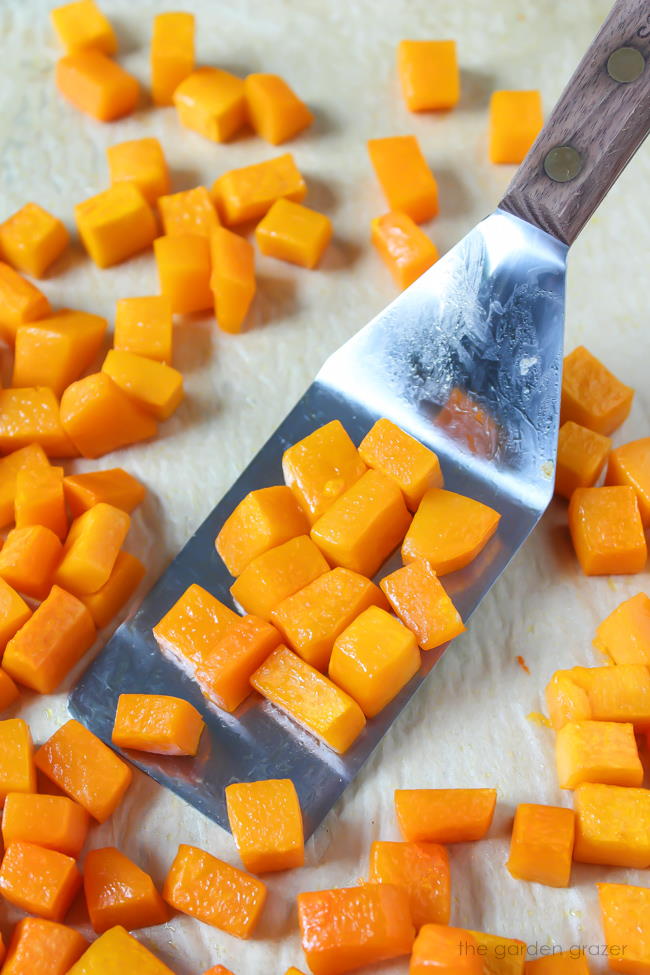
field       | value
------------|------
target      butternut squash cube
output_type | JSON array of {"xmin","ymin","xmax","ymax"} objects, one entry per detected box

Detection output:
[
  {"xmin": 112, "ymin": 693, "xmax": 204, "ymax": 756},
  {"xmin": 0, "ymin": 670, "xmax": 20, "ymax": 712},
  {"xmin": 360, "ymin": 418, "xmax": 443, "ymax": 511},
  {"xmin": 395, "ymin": 788, "xmax": 497, "ymax": 843},
  {"xmin": 402, "ymin": 487, "xmax": 500, "ymax": 575},
  {"xmin": 283, "ymin": 420, "xmax": 367, "ymax": 524},
  {"xmin": 107, "ymin": 137, "xmax": 170, "ymax": 205},
  {"xmin": 81, "ymin": 550, "xmax": 145, "ymax": 628},
  {"xmin": 174, "ymin": 67, "xmax": 246, "ymax": 142},
  {"xmin": 410, "ymin": 924, "xmax": 484, "ymax": 975},
  {"xmin": 231, "ymin": 535, "xmax": 329, "ymax": 621},
  {"xmin": 63, "ymin": 468, "xmax": 146, "ymax": 517},
  {"xmin": 0, "ymin": 841, "xmax": 81, "ymax": 921},
  {"xmin": 225, "ymin": 778, "xmax": 304, "ymax": 873},
  {"xmin": 245, "ymin": 73, "xmax": 313, "ymax": 144},
  {"xmin": 0, "ymin": 443, "xmax": 50, "ymax": 528},
  {"xmin": 369, "ymin": 840, "xmax": 450, "ymax": 928},
  {"xmin": 0, "ymin": 388, "xmax": 76, "ymax": 457},
  {"xmin": 66, "ymin": 925, "xmax": 175, "ymax": 975},
  {"xmin": 0, "ymin": 203, "xmax": 69, "ymax": 278},
  {"xmin": 380, "ymin": 558, "xmax": 465, "ymax": 651},
  {"xmin": 101, "ymin": 349, "xmax": 184, "ymax": 420},
  {"xmin": 158, "ymin": 186, "xmax": 220, "ymax": 238},
  {"xmin": 397, "ymin": 40, "xmax": 460, "ymax": 111},
  {"xmin": 545, "ymin": 671, "xmax": 592, "ymax": 730},
  {"xmin": 2, "ymin": 793, "xmax": 89, "ymax": 857},
  {"xmin": 521, "ymin": 952, "xmax": 590, "ymax": 974},
  {"xmin": 210, "ymin": 226, "xmax": 256, "ymax": 333},
  {"xmin": 573, "ymin": 782, "xmax": 650, "ymax": 868},
  {"xmin": 75, "ymin": 183, "xmax": 156, "ymax": 268},
  {"xmin": 272, "ymin": 566, "xmax": 388, "ymax": 671},
  {"xmin": 561, "ymin": 346, "xmax": 634, "ymax": 435},
  {"xmin": 56, "ymin": 51, "xmax": 139, "ymax": 122},
  {"xmin": 250, "ymin": 644, "xmax": 366, "ymax": 752},
  {"xmin": 163, "ymin": 843, "xmax": 267, "ymax": 938},
  {"xmin": 151, "ymin": 11, "xmax": 195, "ymax": 106},
  {"xmin": 587, "ymin": 664, "xmax": 650, "ymax": 726},
  {"xmin": 0, "ymin": 263, "xmax": 50, "ymax": 345},
  {"xmin": 55, "ymin": 502, "xmax": 130, "ymax": 595},
  {"xmin": 12, "ymin": 309, "xmax": 107, "ymax": 397},
  {"xmin": 367, "ymin": 136, "xmax": 438, "ymax": 223},
  {"xmin": 213, "ymin": 153, "xmax": 306, "ymax": 225},
  {"xmin": 0, "ymin": 579, "xmax": 31, "ymax": 653},
  {"xmin": 507, "ymin": 803, "xmax": 575, "ymax": 887},
  {"xmin": 0, "ymin": 719, "xmax": 36, "ymax": 803},
  {"xmin": 489, "ymin": 90, "xmax": 543, "ymax": 164},
  {"xmin": 114, "ymin": 295, "xmax": 173, "ymax": 363},
  {"xmin": 2, "ymin": 916, "xmax": 87, "ymax": 975},
  {"xmin": 556, "ymin": 720, "xmax": 642, "ymax": 789},
  {"xmin": 3, "ymin": 585, "xmax": 96, "ymax": 693},
  {"xmin": 555, "ymin": 420, "xmax": 611, "ymax": 499},
  {"xmin": 60, "ymin": 372, "xmax": 158, "ymax": 458},
  {"xmin": 0, "ymin": 525, "xmax": 63, "ymax": 600},
  {"xmin": 153, "ymin": 583, "xmax": 238, "ymax": 671},
  {"xmin": 568, "ymin": 485, "xmax": 647, "ymax": 575},
  {"xmin": 15, "ymin": 464, "xmax": 67, "ymax": 538},
  {"xmin": 255, "ymin": 198, "xmax": 332, "ymax": 269},
  {"xmin": 84, "ymin": 846, "xmax": 168, "ymax": 934},
  {"xmin": 468, "ymin": 932, "xmax": 527, "ymax": 975},
  {"xmin": 51, "ymin": 0, "xmax": 117, "ymax": 55},
  {"xmin": 597, "ymin": 882, "xmax": 650, "ymax": 975},
  {"xmin": 606, "ymin": 436, "xmax": 650, "ymax": 525},
  {"xmin": 371, "ymin": 211, "xmax": 439, "ymax": 290},
  {"xmin": 194, "ymin": 613, "xmax": 281, "ymax": 713},
  {"xmin": 594, "ymin": 592, "xmax": 650, "ymax": 664},
  {"xmin": 216, "ymin": 485, "xmax": 309, "ymax": 577},
  {"xmin": 154, "ymin": 234, "xmax": 212, "ymax": 314}
]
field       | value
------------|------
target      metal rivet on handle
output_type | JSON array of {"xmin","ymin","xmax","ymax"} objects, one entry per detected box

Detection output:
[
  {"xmin": 607, "ymin": 46, "xmax": 645, "ymax": 83},
  {"xmin": 543, "ymin": 145, "xmax": 583, "ymax": 183}
]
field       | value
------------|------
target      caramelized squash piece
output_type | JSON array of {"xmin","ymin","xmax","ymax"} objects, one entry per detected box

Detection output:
[
  {"xmin": 359, "ymin": 419, "xmax": 443, "ymax": 510},
  {"xmin": 561, "ymin": 346, "xmax": 634, "ymax": 436},
  {"xmin": 606, "ymin": 436, "xmax": 650, "ymax": 525},
  {"xmin": 0, "ymin": 443, "xmax": 50, "ymax": 528},
  {"xmin": 15, "ymin": 464, "xmax": 67, "ymax": 539},
  {"xmin": 380, "ymin": 558, "xmax": 465, "ymax": 651},
  {"xmin": 66, "ymin": 925, "xmax": 176, "ymax": 975},
  {"xmin": 2, "ymin": 793, "xmax": 89, "ymax": 857},
  {"xmin": 573, "ymin": 782, "xmax": 650, "ymax": 868},
  {"xmin": 112, "ymin": 693, "xmax": 204, "ymax": 756},
  {"xmin": 231, "ymin": 535, "xmax": 329, "ymax": 622},
  {"xmin": 0, "ymin": 524, "xmax": 63, "ymax": 600},
  {"xmin": 213, "ymin": 153, "xmax": 306, "ymax": 225},
  {"xmin": 402, "ymin": 488, "xmax": 500, "ymax": 575},
  {"xmin": 0, "ymin": 719, "xmax": 36, "ymax": 803},
  {"xmin": 255, "ymin": 199, "xmax": 332, "ymax": 269},
  {"xmin": 0, "ymin": 841, "xmax": 81, "ymax": 921},
  {"xmin": 84, "ymin": 846, "xmax": 168, "ymax": 933},
  {"xmin": 245, "ymin": 73, "xmax": 313, "ymax": 144},
  {"xmin": 597, "ymin": 882, "xmax": 650, "ymax": 975},
  {"xmin": 153, "ymin": 583, "xmax": 238, "ymax": 672},
  {"xmin": 283, "ymin": 420, "xmax": 367, "ymax": 524},
  {"xmin": 216, "ymin": 485, "xmax": 309, "ymax": 577},
  {"xmin": 114, "ymin": 295, "xmax": 173, "ymax": 364},
  {"xmin": 151, "ymin": 11, "xmax": 195, "ymax": 106},
  {"xmin": 81, "ymin": 550, "xmax": 145, "ymax": 628},
  {"xmin": 0, "ymin": 263, "xmax": 51, "ymax": 345},
  {"xmin": 154, "ymin": 234, "xmax": 213, "ymax": 314},
  {"xmin": 411, "ymin": 925, "xmax": 484, "ymax": 975},
  {"xmin": 594, "ymin": 592, "xmax": 650, "ymax": 664},
  {"xmin": 555, "ymin": 420, "xmax": 611, "ymax": 499},
  {"xmin": 568, "ymin": 485, "xmax": 647, "ymax": 575},
  {"xmin": 397, "ymin": 40, "xmax": 460, "ymax": 111},
  {"xmin": 367, "ymin": 136, "xmax": 438, "ymax": 223},
  {"xmin": 395, "ymin": 788, "xmax": 496, "ymax": 843},
  {"xmin": 0, "ymin": 388, "xmax": 76, "ymax": 457},
  {"xmin": 56, "ymin": 51, "xmax": 139, "ymax": 122},
  {"xmin": 194, "ymin": 614, "xmax": 281, "ymax": 713},
  {"xmin": 371, "ymin": 212, "xmax": 439, "ymax": 289},
  {"xmin": 506, "ymin": 803, "xmax": 575, "ymax": 888},
  {"xmin": 1, "ymin": 916, "xmax": 87, "ymax": 975},
  {"xmin": 63, "ymin": 468, "xmax": 146, "ymax": 517},
  {"xmin": 60, "ymin": 373, "xmax": 158, "ymax": 458},
  {"xmin": 102, "ymin": 349, "xmax": 184, "ymax": 420},
  {"xmin": 174, "ymin": 68, "xmax": 246, "ymax": 142},
  {"xmin": 75, "ymin": 184, "xmax": 155, "ymax": 267},
  {"xmin": 369, "ymin": 840, "xmax": 450, "ymax": 928},
  {"xmin": 159, "ymin": 186, "xmax": 219, "ymax": 238},
  {"xmin": 0, "ymin": 202, "xmax": 69, "ymax": 278},
  {"xmin": 210, "ymin": 226, "xmax": 256, "ymax": 334},
  {"xmin": 489, "ymin": 90, "xmax": 543, "ymax": 164},
  {"xmin": 51, "ymin": 0, "xmax": 117, "ymax": 55},
  {"xmin": 107, "ymin": 137, "xmax": 170, "ymax": 205},
  {"xmin": 556, "ymin": 720, "xmax": 643, "ymax": 789},
  {"xmin": 55, "ymin": 502, "xmax": 130, "ymax": 596},
  {"xmin": 226, "ymin": 778, "xmax": 304, "ymax": 873}
]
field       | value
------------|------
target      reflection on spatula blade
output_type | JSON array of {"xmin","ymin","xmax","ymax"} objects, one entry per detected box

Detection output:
[{"xmin": 69, "ymin": 210, "xmax": 567, "ymax": 837}]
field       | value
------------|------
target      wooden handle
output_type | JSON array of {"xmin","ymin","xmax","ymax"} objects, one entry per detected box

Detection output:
[{"xmin": 500, "ymin": 0, "xmax": 650, "ymax": 245}]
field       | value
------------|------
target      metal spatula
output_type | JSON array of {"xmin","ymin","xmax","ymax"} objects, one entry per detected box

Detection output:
[{"xmin": 70, "ymin": 0, "xmax": 650, "ymax": 838}]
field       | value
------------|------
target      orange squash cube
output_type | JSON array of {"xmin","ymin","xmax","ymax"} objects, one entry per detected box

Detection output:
[
  {"xmin": 55, "ymin": 502, "xmax": 130, "ymax": 595},
  {"xmin": 573, "ymin": 782, "xmax": 650, "ymax": 868},
  {"xmin": 395, "ymin": 788, "xmax": 497, "ymax": 843},
  {"xmin": 297, "ymin": 884, "xmax": 414, "ymax": 975},
  {"xmin": 371, "ymin": 211, "xmax": 439, "ymax": 290},
  {"xmin": 102, "ymin": 349, "xmax": 184, "ymax": 420},
  {"xmin": 545, "ymin": 671, "xmax": 592, "ymax": 730},
  {"xmin": 0, "ymin": 443, "xmax": 50, "ymax": 528},
  {"xmin": 15, "ymin": 465, "xmax": 67, "ymax": 539},
  {"xmin": 163, "ymin": 843, "xmax": 266, "ymax": 938},
  {"xmin": 0, "ymin": 263, "xmax": 50, "ymax": 345},
  {"xmin": 152, "ymin": 583, "xmax": 238, "ymax": 672},
  {"xmin": 112, "ymin": 693, "xmax": 205, "ymax": 756},
  {"xmin": 250, "ymin": 645, "xmax": 366, "ymax": 753},
  {"xmin": 256, "ymin": 198, "xmax": 332, "ymax": 269},
  {"xmin": 231, "ymin": 535, "xmax": 329, "ymax": 621},
  {"xmin": 12, "ymin": 309, "xmax": 107, "ymax": 397},
  {"xmin": 225, "ymin": 778, "xmax": 304, "ymax": 873},
  {"xmin": 329, "ymin": 606, "xmax": 420, "ymax": 717},
  {"xmin": 213, "ymin": 153, "xmax": 307, "ymax": 226},
  {"xmin": 66, "ymin": 925, "xmax": 176, "ymax": 975},
  {"xmin": 51, "ymin": 0, "xmax": 117, "ymax": 55},
  {"xmin": 0, "ymin": 719, "xmax": 36, "ymax": 802},
  {"xmin": 272, "ymin": 567, "xmax": 388, "ymax": 671},
  {"xmin": 587, "ymin": 664, "xmax": 650, "ymax": 727},
  {"xmin": 174, "ymin": 67, "xmax": 246, "ymax": 142},
  {"xmin": 606, "ymin": 437, "xmax": 650, "ymax": 525},
  {"xmin": 0, "ymin": 525, "xmax": 63, "ymax": 600},
  {"xmin": 0, "ymin": 203, "xmax": 69, "ymax": 278},
  {"xmin": 0, "ymin": 388, "xmax": 76, "ymax": 457},
  {"xmin": 555, "ymin": 420, "xmax": 611, "ymax": 499},
  {"xmin": 556, "ymin": 720, "xmax": 643, "ymax": 789},
  {"xmin": 75, "ymin": 183, "xmax": 156, "ymax": 268},
  {"xmin": 489, "ymin": 90, "xmax": 543, "ymax": 164},
  {"xmin": 311, "ymin": 470, "xmax": 412, "ymax": 577},
  {"xmin": 369, "ymin": 840, "xmax": 450, "ymax": 928},
  {"xmin": 402, "ymin": 487, "xmax": 501, "ymax": 575},
  {"xmin": 0, "ymin": 841, "xmax": 81, "ymax": 921},
  {"xmin": 2, "ymin": 793, "xmax": 89, "ymax": 857},
  {"xmin": 524, "ymin": 952, "xmax": 591, "ymax": 974},
  {"xmin": 380, "ymin": 559, "xmax": 465, "ymax": 651},
  {"xmin": 194, "ymin": 614, "xmax": 281, "ymax": 713},
  {"xmin": 367, "ymin": 136, "xmax": 438, "ymax": 223},
  {"xmin": 56, "ymin": 51, "xmax": 139, "ymax": 122},
  {"xmin": 410, "ymin": 924, "xmax": 484, "ymax": 975},
  {"xmin": 468, "ymin": 932, "xmax": 527, "ymax": 975},
  {"xmin": 35, "ymin": 719, "xmax": 133, "ymax": 823},
  {"xmin": 359, "ymin": 418, "xmax": 443, "ymax": 511},
  {"xmin": 210, "ymin": 226, "xmax": 256, "ymax": 334},
  {"xmin": 506, "ymin": 803, "xmax": 575, "ymax": 888},
  {"xmin": 159, "ymin": 186, "xmax": 220, "ymax": 238},
  {"xmin": 216, "ymin": 485, "xmax": 309, "ymax": 577},
  {"xmin": 1, "ymin": 917, "xmax": 87, "ymax": 975},
  {"xmin": 283, "ymin": 420, "xmax": 367, "ymax": 524},
  {"xmin": 84, "ymin": 846, "xmax": 168, "ymax": 933},
  {"xmin": 114, "ymin": 295, "xmax": 173, "ymax": 364},
  {"xmin": 81, "ymin": 550, "xmax": 145, "ymax": 628},
  {"xmin": 154, "ymin": 234, "xmax": 212, "ymax": 314},
  {"xmin": 568, "ymin": 485, "xmax": 647, "ymax": 575},
  {"xmin": 594, "ymin": 592, "xmax": 650, "ymax": 664},
  {"xmin": 0, "ymin": 670, "xmax": 20, "ymax": 712},
  {"xmin": 60, "ymin": 372, "xmax": 158, "ymax": 458},
  {"xmin": 0, "ymin": 579, "xmax": 31, "ymax": 654},
  {"xmin": 151, "ymin": 11, "xmax": 195, "ymax": 106},
  {"xmin": 245, "ymin": 73, "xmax": 313, "ymax": 144},
  {"xmin": 397, "ymin": 40, "xmax": 460, "ymax": 112},
  {"xmin": 3, "ymin": 585, "xmax": 96, "ymax": 693},
  {"xmin": 561, "ymin": 345, "xmax": 634, "ymax": 435},
  {"xmin": 107, "ymin": 138, "xmax": 170, "ymax": 205},
  {"xmin": 598, "ymin": 882, "xmax": 650, "ymax": 975},
  {"xmin": 64, "ymin": 468, "xmax": 146, "ymax": 517}
]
